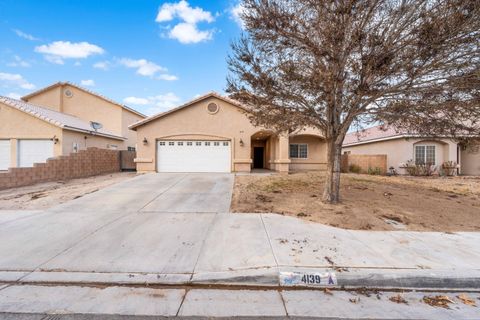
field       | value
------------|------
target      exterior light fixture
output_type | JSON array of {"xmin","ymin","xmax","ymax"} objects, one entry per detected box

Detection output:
[
  {"xmin": 239, "ymin": 139, "xmax": 244, "ymax": 147},
  {"xmin": 52, "ymin": 135, "xmax": 59, "ymax": 144},
  {"xmin": 143, "ymin": 137, "xmax": 148, "ymax": 145}
]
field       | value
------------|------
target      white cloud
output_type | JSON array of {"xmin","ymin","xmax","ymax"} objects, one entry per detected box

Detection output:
[
  {"xmin": 123, "ymin": 97, "xmax": 150, "ymax": 105},
  {"xmin": 6, "ymin": 92, "xmax": 22, "ymax": 99},
  {"xmin": 12, "ymin": 29, "xmax": 40, "ymax": 41},
  {"xmin": 156, "ymin": 0, "xmax": 213, "ymax": 24},
  {"xmin": 35, "ymin": 41, "xmax": 104, "ymax": 64},
  {"xmin": 123, "ymin": 93, "xmax": 181, "ymax": 115},
  {"xmin": 118, "ymin": 58, "xmax": 178, "ymax": 80},
  {"xmin": 80, "ymin": 79, "xmax": 95, "ymax": 87},
  {"xmin": 169, "ymin": 22, "xmax": 213, "ymax": 44},
  {"xmin": 7, "ymin": 55, "xmax": 30, "ymax": 68},
  {"xmin": 155, "ymin": 0, "xmax": 215, "ymax": 44},
  {"xmin": 231, "ymin": 3, "xmax": 246, "ymax": 29},
  {"xmin": 93, "ymin": 61, "xmax": 110, "ymax": 70},
  {"xmin": 0, "ymin": 72, "xmax": 35, "ymax": 90}
]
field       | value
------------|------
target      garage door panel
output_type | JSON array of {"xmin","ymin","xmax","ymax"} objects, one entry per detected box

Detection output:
[
  {"xmin": 157, "ymin": 141, "xmax": 231, "ymax": 173},
  {"xmin": 18, "ymin": 140, "xmax": 54, "ymax": 168},
  {"xmin": 0, "ymin": 140, "xmax": 10, "ymax": 171}
]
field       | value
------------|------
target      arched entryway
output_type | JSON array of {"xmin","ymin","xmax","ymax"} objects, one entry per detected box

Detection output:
[{"xmin": 251, "ymin": 130, "xmax": 276, "ymax": 170}]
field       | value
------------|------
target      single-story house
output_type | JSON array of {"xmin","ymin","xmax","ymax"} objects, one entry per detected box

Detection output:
[
  {"xmin": 129, "ymin": 92, "xmax": 327, "ymax": 173},
  {"xmin": 0, "ymin": 82, "xmax": 145, "ymax": 171},
  {"xmin": 342, "ymin": 125, "xmax": 480, "ymax": 175}
]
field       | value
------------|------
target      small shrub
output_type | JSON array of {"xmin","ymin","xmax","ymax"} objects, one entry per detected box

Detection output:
[
  {"xmin": 349, "ymin": 164, "xmax": 362, "ymax": 173},
  {"xmin": 440, "ymin": 161, "xmax": 458, "ymax": 176},
  {"xmin": 404, "ymin": 159, "xmax": 436, "ymax": 176},
  {"xmin": 367, "ymin": 167, "xmax": 382, "ymax": 175}
]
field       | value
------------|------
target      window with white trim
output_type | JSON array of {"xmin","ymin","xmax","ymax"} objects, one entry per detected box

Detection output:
[
  {"xmin": 415, "ymin": 145, "xmax": 436, "ymax": 165},
  {"xmin": 290, "ymin": 144, "xmax": 308, "ymax": 159}
]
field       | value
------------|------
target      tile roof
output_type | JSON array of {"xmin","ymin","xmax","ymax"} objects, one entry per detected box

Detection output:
[
  {"xmin": 129, "ymin": 91, "xmax": 248, "ymax": 129},
  {"xmin": 343, "ymin": 125, "xmax": 408, "ymax": 146},
  {"xmin": 22, "ymin": 81, "xmax": 146, "ymax": 118},
  {"xmin": 0, "ymin": 96, "xmax": 125, "ymax": 140}
]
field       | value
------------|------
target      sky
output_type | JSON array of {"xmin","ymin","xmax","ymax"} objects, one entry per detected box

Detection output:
[{"xmin": 0, "ymin": 0, "xmax": 245, "ymax": 116}]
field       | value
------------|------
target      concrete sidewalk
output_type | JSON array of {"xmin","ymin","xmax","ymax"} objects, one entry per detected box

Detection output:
[{"xmin": 0, "ymin": 284, "xmax": 478, "ymax": 319}]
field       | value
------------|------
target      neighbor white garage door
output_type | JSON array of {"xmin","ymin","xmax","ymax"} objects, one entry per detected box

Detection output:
[
  {"xmin": 0, "ymin": 140, "xmax": 10, "ymax": 171},
  {"xmin": 157, "ymin": 140, "xmax": 231, "ymax": 172},
  {"xmin": 17, "ymin": 139, "xmax": 54, "ymax": 168}
]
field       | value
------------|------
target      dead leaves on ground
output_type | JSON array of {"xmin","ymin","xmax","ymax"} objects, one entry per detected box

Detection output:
[
  {"xmin": 457, "ymin": 294, "xmax": 477, "ymax": 307},
  {"xmin": 423, "ymin": 295, "xmax": 455, "ymax": 309},
  {"xmin": 389, "ymin": 294, "xmax": 408, "ymax": 304}
]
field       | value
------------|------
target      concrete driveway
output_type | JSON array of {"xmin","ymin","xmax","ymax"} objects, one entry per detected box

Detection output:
[{"xmin": 50, "ymin": 172, "xmax": 234, "ymax": 213}]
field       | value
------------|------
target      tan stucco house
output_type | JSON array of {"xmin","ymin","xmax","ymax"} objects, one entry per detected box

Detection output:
[
  {"xmin": 130, "ymin": 92, "xmax": 327, "ymax": 173},
  {"xmin": 0, "ymin": 82, "xmax": 145, "ymax": 171},
  {"xmin": 342, "ymin": 125, "xmax": 480, "ymax": 175}
]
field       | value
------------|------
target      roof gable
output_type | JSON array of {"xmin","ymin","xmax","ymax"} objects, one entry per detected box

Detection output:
[
  {"xmin": 129, "ymin": 92, "xmax": 248, "ymax": 130},
  {"xmin": 0, "ymin": 96, "xmax": 125, "ymax": 140},
  {"xmin": 22, "ymin": 81, "xmax": 146, "ymax": 118}
]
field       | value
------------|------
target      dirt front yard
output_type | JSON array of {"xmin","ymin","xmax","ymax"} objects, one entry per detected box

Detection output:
[
  {"xmin": 231, "ymin": 172, "xmax": 480, "ymax": 232},
  {"xmin": 0, "ymin": 172, "xmax": 136, "ymax": 210}
]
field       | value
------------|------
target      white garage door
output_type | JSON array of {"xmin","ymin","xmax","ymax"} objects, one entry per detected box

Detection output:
[
  {"xmin": 0, "ymin": 140, "xmax": 10, "ymax": 171},
  {"xmin": 18, "ymin": 139, "xmax": 54, "ymax": 168},
  {"xmin": 157, "ymin": 140, "xmax": 231, "ymax": 173}
]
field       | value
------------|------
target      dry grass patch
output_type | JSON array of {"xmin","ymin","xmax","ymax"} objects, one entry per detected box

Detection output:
[{"xmin": 231, "ymin": 172, "xmax": 480, "ymax": 232}]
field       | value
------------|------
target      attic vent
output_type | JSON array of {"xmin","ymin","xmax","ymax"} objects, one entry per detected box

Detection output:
[
  {"xmin": 207, "ymin": 102, "xmax": 219, "ymax": 114},
  {"xmin": 64, "ymin": 89, "xmax": 73, "ymax": 98}
]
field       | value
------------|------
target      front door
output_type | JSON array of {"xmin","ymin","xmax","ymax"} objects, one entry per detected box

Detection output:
[{"xmin": 253, "ymin": 147, "xmax": 264, "ymax": 169}]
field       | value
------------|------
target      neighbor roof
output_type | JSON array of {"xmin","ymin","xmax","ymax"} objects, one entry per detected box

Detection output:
[
  {"xmin": 22, "ymin": 81, "xmax": 146, "ymax": 118},
  {"xmin": 343, "ymin": 125, "xmax": 409, "ymax": 146},
  {"xmin": 129, "ymin": 91, "xmax": 248, "ymax": 130},
  {"xmin": 0, "ymin": 96, "xmax": 125, "ymax": 140}
]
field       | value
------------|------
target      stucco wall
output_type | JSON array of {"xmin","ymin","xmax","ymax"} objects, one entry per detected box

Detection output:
[
  {"xmin": 460, "ymin": 140, "xmax": 480, "ymax": 175},
  {"xmin": 24, "ymin": 84, "xmax": 143, "ymax": 149},
  {"xmin": 122, "ymin": 109, "xmax": 142, "ymax": 149},
  {"xmin": 289, "ymin": 135, "xmax": 327, "ymax": 171},
  {"xmin": 25, "ymin": 86, "xmax": 62, "ymax": 112},
  {"xmin": 134, "ymin": 96, "xmax": 268, "ymax": 172},
  {"xmin": 0, "ymin": 102, "xmax": 62, "ymax": 167},
  {"xmin": 342, "ymin": 138, "xmax": 458, "ymax": 174},
  {"xmin": 61, "ymin": 130, "xmax": 125, "ymax": 155}
]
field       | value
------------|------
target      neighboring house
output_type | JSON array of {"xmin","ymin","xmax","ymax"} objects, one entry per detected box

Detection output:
[
  {"xmin": 342, "ymin": 125, "xmax": 480, "ymax": 175},
  {"xmin": 129, "ymin": 92, "xmax": 327, "ymax": 173},
  {"xmin": 0, "ymin": 82, "xmax": 145, "ymax": 171}
]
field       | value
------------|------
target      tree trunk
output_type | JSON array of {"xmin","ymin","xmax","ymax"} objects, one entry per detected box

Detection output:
[{"xmin": 322, "ymin": 138, "xmax": 342, "ymax": 204}]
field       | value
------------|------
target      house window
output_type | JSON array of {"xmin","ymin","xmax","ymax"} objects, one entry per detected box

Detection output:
[
  {"xmin": 168, "ymin": 141, "xmax": 174, "ymax": 146},
  {"xmin": 223, "ymin": 142, "xmax": 229, "ymax": 146},
  {"xmin": 415, "ymin": 145, "xmax": 436, "ymax": 165},
  {"xmin": 290, "ymin": 144, "xmax": 308, "ymax": 159},
  {"xmin": 177, "ymin": 142, "xmax": 184, "ymax": 146},
  {"xmin": 127, "ymin": 146, "xmax": 136, "ymax": 151},
  {"xmin": 196, "ymin": 141, "xmax": 202, "ymax": 146},
  {"xmin": 205, "ymin": 142, "xmax": 211, "ymax": 146},
  {"xmin": 187, "ymin": 142, "xmax": 193, "ymax": 146},
  {"xmin": 214, "ymin": 141, "xmax": 220, "ymax": 146},
  {"xmin": 159, "ymin": 141, "xmax": 166, "ymax": 146}
]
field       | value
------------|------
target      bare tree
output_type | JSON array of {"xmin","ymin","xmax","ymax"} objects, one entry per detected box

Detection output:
[{"xmin": 227, "ymin": 0, "xmax": 480, "ymax": 203}]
